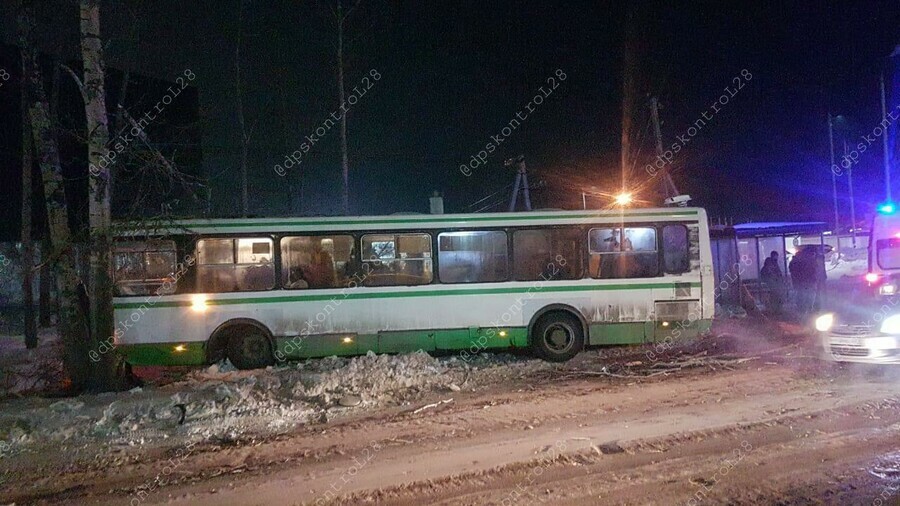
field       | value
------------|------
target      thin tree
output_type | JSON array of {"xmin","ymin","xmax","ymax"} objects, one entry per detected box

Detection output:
[
  {"xmin": 21, "ymin": 73, "xmax": 36, "ymax": 349},
  {"xmin": 18, "ymin": 0, "xmax": 92, "ymax": 390}
]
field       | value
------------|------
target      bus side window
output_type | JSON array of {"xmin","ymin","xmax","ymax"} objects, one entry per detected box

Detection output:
[
  {"xmin": 281, "ymin": 235, "xmax": 355, "ymax": 289},
  {"xmin": 438, "ymin": 231, "xmax": 508, "ymax": 283},
  {"xmin": 361, "ymin": 233, "xmax": 433, "ymax": 286},
  {"xmin": 588, "ymin": 227, "xmax": 658, "ymax": 279},
  {"xmin": 588, "ymin": 228, "xmax": 620, "ymax": 279},
  {"xmin": 197, "ymin": 238, "xmax": 275, "ymax": 292},
  {"xmin": 513, "ymin": 228, "xmax": 582, "ymax": 281},
  {"xmin": 113, "ymin": 240, "xmax": 177, "ymax": 296}
]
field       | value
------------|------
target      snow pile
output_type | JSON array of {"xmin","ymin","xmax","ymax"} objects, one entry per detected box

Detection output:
[
  {"xmin": 0, "ymin": 349, "xmax": 552, "ymax": 454},
  {"xmin": 293, "ymin": 350, "xmax": 452, "ymax": 404}
]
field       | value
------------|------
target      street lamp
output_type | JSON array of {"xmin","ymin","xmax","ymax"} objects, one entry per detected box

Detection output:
[{"xmin": 614, "ymin": 192, "xmax": 633, "ymax": 206}]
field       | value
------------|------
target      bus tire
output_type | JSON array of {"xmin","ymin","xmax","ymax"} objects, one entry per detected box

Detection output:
[
  {"xmin": 225, "ymin": 326, "xmax": 275, "ymax": 370},
  {"xmin": 531, "ymin": 311, "xmax": 584, "ymax": 362}
]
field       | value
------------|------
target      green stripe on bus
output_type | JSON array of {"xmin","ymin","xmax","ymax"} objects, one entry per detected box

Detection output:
[
  {"xmin": 113, "ymin": 282, "xmax": 701, "ymax": 310},
  {"xmin": 119, "ymin": 342, "xmax": 206, "ymax": 366},
  {"xmin": 118, "ymin": 210, "xmax": 699, "ymax": 230}
]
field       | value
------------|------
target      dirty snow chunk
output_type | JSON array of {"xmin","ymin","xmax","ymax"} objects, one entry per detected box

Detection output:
[
  {"xmin": 49, "ymin": 400, "xmax": 84, "ymax": 412},
  {"xmin": 339, "ymin": 394, "xmax": 362, "ymax": 407},
  {"xmin": 293, "ymin": 351, "xmax": 451, "ymax": 403}
]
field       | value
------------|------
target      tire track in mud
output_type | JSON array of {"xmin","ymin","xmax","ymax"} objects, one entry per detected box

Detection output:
[
  {"xmin": 338, "ymin": 399, "xmax": 900, "ymax": 505},
  {"xmin": 3, "ymin": 364, "xmax": 897, "ymax": 506}
]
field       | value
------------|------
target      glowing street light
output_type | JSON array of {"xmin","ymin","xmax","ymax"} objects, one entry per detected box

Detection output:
[{"xmin": 614, "ymin": 193, "xmax": 633, "ymax": 206}]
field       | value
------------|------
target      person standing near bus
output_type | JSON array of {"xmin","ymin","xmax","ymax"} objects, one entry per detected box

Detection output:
[
  {"xmin": 789, "ymin": 248, "xmax": 816, "ymax": 317},
  {"xmin": 760, "ymin": 251, "xmax": 784, "ymax": 315},
  {"xmin": 813, "ymin": 247, "xmax": 827, "ymax": 311}
]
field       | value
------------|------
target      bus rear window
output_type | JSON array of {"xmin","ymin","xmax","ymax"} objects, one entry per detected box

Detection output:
[
  {"xmin": 662, "ymin": 225, "xmax": 690, "ymax": 273},
  {"xmin": 877, "ymin": 238, "xmax": 900, "ymax": 269},
  {"xmin": 113, "ymin": 240, "xmax": 177, "ymax": 296}
]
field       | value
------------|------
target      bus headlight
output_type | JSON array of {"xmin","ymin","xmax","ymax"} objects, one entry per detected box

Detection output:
[
  {"xmin": 881, "ymin": 284, "xmax": 896, "ymax": 295},
  {"xmin": 879, "ymin": 314, "xmax": 900, "ymax": 334},
  {"xmin": 814, "ymin": 313, "xmax": 834, "ymax": 332},
  {"xmin": 191, "ymin": 294, "xmax": 208, "ymax": 313}
]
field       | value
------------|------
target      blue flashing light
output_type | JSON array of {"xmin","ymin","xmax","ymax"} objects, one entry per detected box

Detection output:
[{"xmin": 879, "ymin": 203, "xmax": 896, "ymax": 215}]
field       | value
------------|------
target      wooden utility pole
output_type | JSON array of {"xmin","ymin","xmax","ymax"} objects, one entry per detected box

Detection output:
[
  {"xmin": 827, "ymin": 113, "xmax": 840, "ymax": 232},
  {"xmin": 649, "ymin": 97, "xmax": 679, "ymax": 201},
  {"xmin": 337, "ymin": 0, "xmax": 350, "ymax": 215},
  {"xmin": 881, "ymin": 73, "xmax": 892, "ymax": 203},
  {"xmin": 620, "ymin": 4, "xmax": 635, "ymax": 191},
  {"xmin": 21, "ymin": 76, "xmax": 36, "ymax": 349},
  {"xmin": 845, "ymin": 138, "xmax": 857, "ymax": 247},
  {"xmin": 236, "ymin": 0, "xmax": 250, "ymax": 217}
]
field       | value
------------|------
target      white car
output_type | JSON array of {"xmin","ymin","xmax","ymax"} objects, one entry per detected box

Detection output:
[{"xmin": 817, "ymin": 310, "xmax": 900, "ymax": 364}]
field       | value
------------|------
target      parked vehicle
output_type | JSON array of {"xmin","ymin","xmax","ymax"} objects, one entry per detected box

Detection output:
[
  {"xmin": 110, "ymin": 208, "xmax": 715, "ymax": 369},
  {"xmin": 816, "ymin": 207, "xmax": 900, "ymax": 364}
]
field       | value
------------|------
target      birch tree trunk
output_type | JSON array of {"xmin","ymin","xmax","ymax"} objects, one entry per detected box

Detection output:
[
  {"xmin": 18, "ymin": 1, "xmax": 91, "ymax": 391},
  {"xmin": 80, "ymin": 0, "xmax": 115, "ymax": 389}
]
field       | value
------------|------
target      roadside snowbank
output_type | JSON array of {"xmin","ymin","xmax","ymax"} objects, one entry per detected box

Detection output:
[{"xmin": 0, "ymin": 348, "xmax": 551, "ymax": 456}]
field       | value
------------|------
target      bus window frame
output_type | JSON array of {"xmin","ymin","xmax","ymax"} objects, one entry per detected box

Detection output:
[
  {"xmin": 510, "ymin": 225, "xmax": 585, "ymax": 282},
  {"xmin": 436, "ymin": 229, "xmax": 510, "ymax": 284},
  {"xmin": 587, "ymin": 224, "xmax": 662, "ymax": 280},
  {"xmin": 194, "ymin": 235, "xmax": 278, "ymax": 293},
  {"xmin": 278, "ymin": 233, "xmax": 358, "ymax": 290},
  {"xmin": 112, "ymin": 239, "xmax": 179, "ymax": 296},
  {"xmin": 661, "ymin": 223, "xmax": 691, "ymax": 274},
  {"xmin": 359, "ymin": 231, "xmax": 435, "ymax": 287}
]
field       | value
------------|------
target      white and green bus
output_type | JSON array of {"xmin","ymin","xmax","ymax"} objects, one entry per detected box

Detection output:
[{"xmin": 110, "ymin": 208, "xmax": 714, "ymax": 369}]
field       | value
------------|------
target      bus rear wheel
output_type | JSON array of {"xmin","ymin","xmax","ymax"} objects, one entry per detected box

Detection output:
[
  {"xmin": 531, "ymin": 312, "xmax": 584, "ymax": 362},
  {"xmin": 226, "ymin": 326, "xmax": 275, "ymax": 370}
]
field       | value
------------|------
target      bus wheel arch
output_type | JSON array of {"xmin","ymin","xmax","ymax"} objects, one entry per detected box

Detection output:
[
  {"xmin": 207, "ymin": 318, "xmax": 275, "ymax": 369},
  {"xmin": 527, "ymin": 305, "xmax": 587, "ymax": 362}
]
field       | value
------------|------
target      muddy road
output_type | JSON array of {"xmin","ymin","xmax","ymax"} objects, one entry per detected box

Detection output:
[{"xmin": 2, "ymin": 320, "xmax": 900, "ymax": 505}]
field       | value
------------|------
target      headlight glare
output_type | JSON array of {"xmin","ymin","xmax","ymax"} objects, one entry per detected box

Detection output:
[
  {"xmin": 814, "ymin": 313, "xmax": 834, "ymax": 332},
  {"xmin": 879, "ymin": 314, "xmax": 900, "ymax": 334}
]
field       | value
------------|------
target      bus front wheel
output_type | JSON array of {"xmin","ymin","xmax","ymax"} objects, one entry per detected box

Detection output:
[
  {"xmin": 531, "ymin": 312, "xmax": 584, "ymax": 362},
  {"xmin": 226, "ymin": 326, "xmax": 275, "ymax": 370}
]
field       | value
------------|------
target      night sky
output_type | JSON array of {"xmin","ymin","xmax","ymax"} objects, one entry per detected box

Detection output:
[{"xmin": 1, "ymin": 0, "xmax": 899, "ymax": 240}]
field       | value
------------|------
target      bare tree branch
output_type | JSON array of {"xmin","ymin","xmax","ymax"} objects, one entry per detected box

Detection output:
[{"xmin": 59, "ymin": 63, "xmax": 88, "ymax": 104}]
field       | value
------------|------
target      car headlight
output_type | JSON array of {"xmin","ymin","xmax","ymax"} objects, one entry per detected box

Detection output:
[
  {"xmin": 879, "ymin": 314, "xmax": 900, "ymax": 334},
  {"xmin": 815, "ymin": 313, "xmax": 834, "ymax": 332}
]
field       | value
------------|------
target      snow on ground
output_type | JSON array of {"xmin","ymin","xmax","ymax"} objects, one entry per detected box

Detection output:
[
  {"xmin": 0, "ymin": 327, "xmax": 64, "ymax": 397},
  {"xmin": 0, "ymin": 337, "xmax": 555, "ymax": 462}
]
